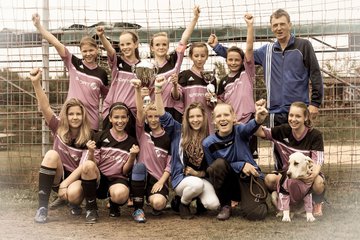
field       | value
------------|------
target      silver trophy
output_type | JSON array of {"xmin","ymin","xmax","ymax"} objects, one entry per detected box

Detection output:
[
  {"xmin": 132, "ymin": 58, "xmax": 158, "ymax": 107},
  {"xmin": 132, "ymin": 59, "xmax": 158, "ymax": 88},
  {"xmin": 143, "ymin": 95, "xmax": 151, "ymax": 107},
  {"xmin": 201, "ymin": 69, "xmax": 217, "ymax": 103}
]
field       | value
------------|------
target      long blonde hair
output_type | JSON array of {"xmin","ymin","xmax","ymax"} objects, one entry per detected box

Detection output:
[
  {"xmin": 57, "ymin": 98, "xmax": 92, "ymax": 148},
  {"xmin": 181, "ymin": 102, "xmax": 208, "ymax": 150}
]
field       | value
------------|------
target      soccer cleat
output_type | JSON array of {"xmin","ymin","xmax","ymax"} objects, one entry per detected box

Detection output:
[
  {"xmin": 151, "ymin": 208, "xmax": 163, "ymax": 216},
  {"xmin": 85, "ymin": 210, "xmax": 99, "ymax": 224},
  {"xmin": 179, "ymin": 203, "xmax": 193, "ymax": 219},
  {"xmin": 109, "ymin": 207, "xmax": 121, "ymax": 218},
  {"xmin": 132, "ymin": 209, "xmax": 146, "ymax": 223},
  {"xmin": 313, "ymin": 202, "xmax": 323, "ymax": 217},
  {"xmin": 34, "ymin": 207, "xmax": 48, "ymax": 223},
  {"xmin": 216, "ymin": 205, "xmax": 231, "ymax": 221},
  {"xmin": 69, "ymin": 204, "xmax": 82, "ymax": 216},
  {"xmin": 170, "ymin": 195, "xmax": 181, "ymax": 212},
  {"xmin": 49, "ymin": 197, "xmax": 67, "ymax": 210},
  {"xmin": 195, "ymin": 198, "xmax": 207, "ymax": 215}
]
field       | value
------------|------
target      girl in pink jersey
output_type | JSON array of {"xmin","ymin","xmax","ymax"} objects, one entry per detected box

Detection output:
[
  {"xmin": 149, "ymin": 5, "xmax": 200, "ymax": 122},
  {"xmin": 32, "ymin": 14, "xmax": 109, "ymax": 131},
  {"xmin": 129, "ymin": 79, "xmax": 171, "ymax": 223},
  {"xmin": 256, "ymin": 101, "xmax": 326, "ymax": 216},
  {"xmin": 81, "ymin": 102, "xmax": 139, "ymax": 223},
  {"xmin": 177, "ymin": 42, "xmax": 216, "ymax": 133},
  {"xmin": 31, "ymin": 68, "xmax": 93, "ymax": 224},
  {"xmin": 96, "ymin": 27, "xmax": 141, "ymax": 130},
  {"xmin": 212, "ymin": 14, "xmax": 258, "ymax": 162}
]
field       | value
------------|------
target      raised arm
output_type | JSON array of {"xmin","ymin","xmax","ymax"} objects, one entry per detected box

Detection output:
[
  {"xmin": 96, "ymin": 26, "xmax": 116, "ymax": 57},
  {"xmin": 180, "ymin": 5, "xmax": 200, "ymax": 45},
  {"xmin": 207, "ymin": 34, "xmax": 227, "ymax": 58},
  {"xmin": 154, "ymin": 77, "xmax": 166, "ymax": 116},
  {"xmin": 29, "ymin": 68, "xmax": 54, "ymax": 124},
  {"xmin": 254, "ymin": 99, "xmax": 268, "ymax": 125},
  {"xmin": 244, "ymin": 13, "xmax": 254, "ymax": 61},
  {"xmin": 169, "ymin": 73, "xmax": 180, "ymax": 100},
  {"xmin": 123, "ymin": 144, "xmax": 140, "ymax": 175},
  {"xmin": 130, "ymin": 79, "xmax": 145, "ymax": 123},
  {"xmin": 32, "ymin": 13, "xmax": 66, "ymax": 57}
]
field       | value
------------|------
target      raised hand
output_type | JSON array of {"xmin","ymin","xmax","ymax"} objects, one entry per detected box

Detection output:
[
  {"xmin": 32, "ymin": 13, "xmax": 41, "ymax": 28},
  {"xmin": 130, "ymin": 78, "xmax": 142, "ymax": 89},
  {"xmin": 29, "ymin": 68, "xmax": 42, "ymax": 83},
  {"xmin": 168, "ymin": 73, "xmax": 178, "ymax": 86},
  {"xmin": 130, "ymin": 144, "xmax": 140, "ymax": 155},
  {"xmin": 207, "ymin": 34, "xmax": 219, "ymax": 48},
  {"xmin": 155, "ymin": 76, "xmax": 166, "ymax": 90},
  {"xmin": 96, "ymin": 26, "xmax": 105, "ymax": 37},
  {"xmin": 86, "ymin": 140, "xmax": 96, "ymax": 151},
  {"xmin": 255, "ymin": 99, "xmax": 268, "ymax": 124},
  {"xmin": 193, "ymin": 5, "xmax": 201, "ymax": 18},
  {"xmin": 244, "ymin": 13, "xmax": 254, "ymax": 25}
]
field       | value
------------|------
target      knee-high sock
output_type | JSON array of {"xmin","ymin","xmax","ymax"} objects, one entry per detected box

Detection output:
[
  {"xmin": 109, "ymin": 198, "xmax": 120, "ymax": 210},
  {"xmin": 313, "ymin": 189, "xmax": 326, "ymax": 204},
  {"xmin": 81, "ymin": 179, "xmax": 98, "ymax": 210},
  {"xmin": 38, "ymin": 165, "xmax": 56, "ymax": 209},
  {"xmin": 131, "ymin": 163, "xmax": 147, "ymax": 210},
  {"xmin": 131, "ymin": 181, "xmax": 146, "ymax": 210}
]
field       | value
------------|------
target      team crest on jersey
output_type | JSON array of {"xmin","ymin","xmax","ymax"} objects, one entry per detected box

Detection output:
[
  {"xmin": 79, "ymin": 64, "xmax": 84, "ymax": 69},
  {"xmin": 283, "ymin": 138, "xmax": 289, "ymax": 143},
  {"xmin": 118, "ymin": 63, "xmax": 123, "ymax": 69},
  {"xmin": 71, "ymin": 154, "xmax": 80, "ymax": 162},
  {"xmin": 103, "ymin": 138, "xmax": 110, "ymax": 143},
  {"xmin": 188, "ymin": 76, "xmax": 194, "ymax": 81},
  {"xmin": 90, "ymin": 82, "xmax": 97, "ymax": 90},
  {"xmin": 155, "ymin": 149, "xmax": 162, "ymax": 158}
]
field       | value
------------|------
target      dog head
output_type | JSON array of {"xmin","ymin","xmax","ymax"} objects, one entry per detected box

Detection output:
[{"xmin": 286, "ymin": 152, "xmax": 313, "ymax": 179}]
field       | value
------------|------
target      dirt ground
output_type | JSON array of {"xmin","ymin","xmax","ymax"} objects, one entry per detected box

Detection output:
[{"xmin": 0, "ymin": 184, "xmax": 359, "ymax": 240}]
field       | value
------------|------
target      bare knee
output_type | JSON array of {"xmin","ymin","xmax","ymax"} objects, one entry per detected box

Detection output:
[
  {"xmin": 67, "ymin": 181, "xmax": 83, "ymax": 204},
  {"xmin": 265, "ymin": 174, "xmax": 279, "ymax": 191},
  {"xmin": 109, "ymin": 184, "xmax": 129, "ymax": 205},
  {"xmin": 312, "ymin": 175, "xmax": 325, "ymax": 194},
  {"xmin": 81, "ymin": 161, "xmax": 98, "ymax": 179},
  {"xmin": 41, "ymin": 150, "xmax": 60, "ymax": 168},
  {"xmin": 150, "ymin": 195, "xmax": 167, "ymax": 210}
]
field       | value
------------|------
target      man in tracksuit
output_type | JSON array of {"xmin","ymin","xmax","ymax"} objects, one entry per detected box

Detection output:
[{"xmin": 208, "ymin": 8, "xmax": 323, "ymax": 169}]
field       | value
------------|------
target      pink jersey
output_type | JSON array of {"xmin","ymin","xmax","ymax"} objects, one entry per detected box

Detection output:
[
  {"xmin": 218, "ymin": 56, "xmax": 255, "ymax": 123},
  {"xmin": 136, "ymin": 121, "xmax": 171, "ymax": 181},
  {"xmin": 157, "ymin": 43, "xmax": 186, "ymax": 113},
  {"xmin": 48, "ymin": 115, "xmax": 89, "ymax": 172},
  {"xmin": 178, "ymin": 69, "xmax": 215, "ymax": 133},
  {"xmin": 277, "ymin": 177, "xmax": 313, "ymax": 212},
  {"xmin": 93, "ymin": 129, "xmax": 138, "ymax": 180},
  {"xmin": 102, "ymin": 53, "xmax": 138, "ymax": 119},
  {"xmin": 61, "ymin": 47, "xmax": 109, "ymax": 130},
  {"xmin": 261, "ymin": 125, "xmax": 324, "ymax": 170}
]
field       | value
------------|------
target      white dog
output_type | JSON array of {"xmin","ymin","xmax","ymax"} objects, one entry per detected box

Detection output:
[{"xmin": 272, "ymin": 152, "xmax": 316, "ymax": 222}]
